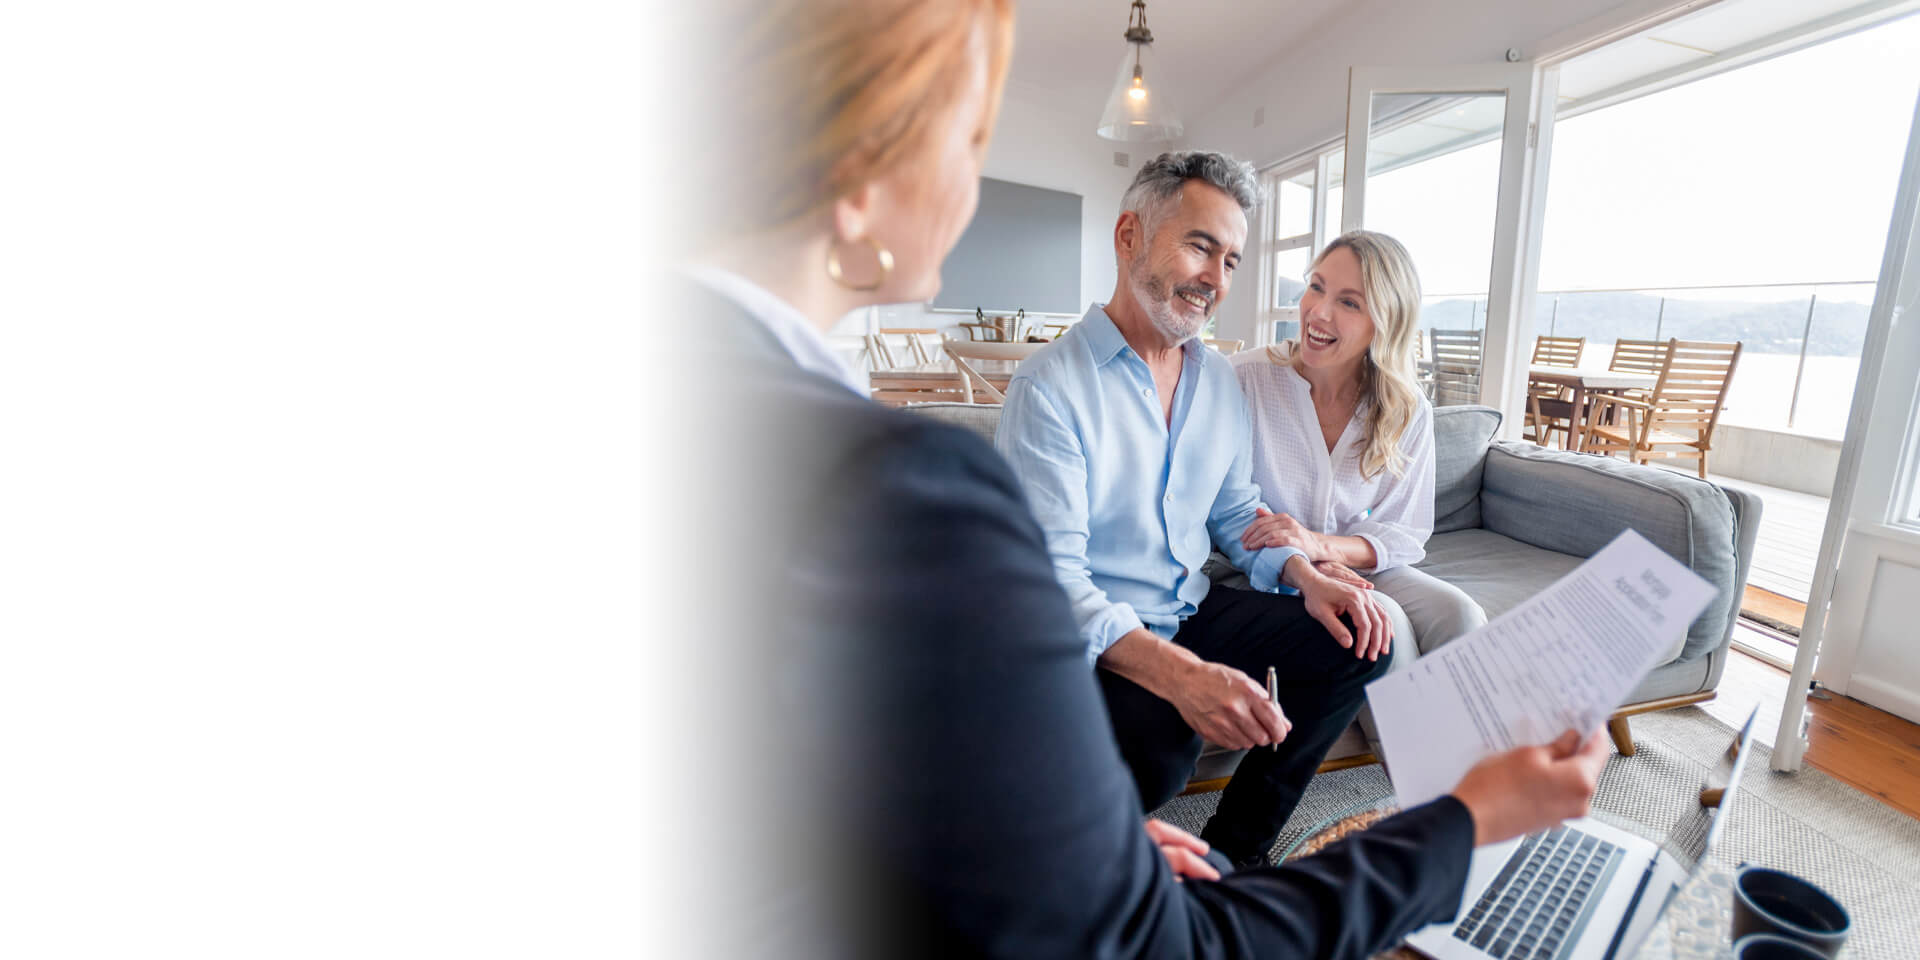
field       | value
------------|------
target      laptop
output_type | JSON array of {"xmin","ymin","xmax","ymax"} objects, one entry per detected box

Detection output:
[{"xmin": 1405, "ymin": 707, "xmax": 1758, "ymax": 960}]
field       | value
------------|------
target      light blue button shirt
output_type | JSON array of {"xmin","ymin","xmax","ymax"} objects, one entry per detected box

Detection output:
[{"xmin": 996, "ymin": 304, "xmax": 1303, "ymax": 665}]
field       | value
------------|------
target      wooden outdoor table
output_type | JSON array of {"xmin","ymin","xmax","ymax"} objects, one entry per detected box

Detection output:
[{"xmin": 1526, "ymin": 365, "xmax": 1659, "ymax": 452}]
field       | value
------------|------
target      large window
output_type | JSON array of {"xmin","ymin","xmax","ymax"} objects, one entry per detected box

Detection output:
[
  {"xmin": 1258, "ymin": 147, "xmax": 1354, "ymax": 346},
  {"xmin": 1258, "ymin": 165, "xmax": 1321, "ymax": 343},
  {"xmin": 1252, "ymin": 4, "xmax": 1919, "ymax": 432},
  {"xmin": 1536, "ymin": 12, "xmax": 1919, "ymax": 440}
]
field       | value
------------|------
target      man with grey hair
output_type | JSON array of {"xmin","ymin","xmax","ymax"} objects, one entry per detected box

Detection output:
[{"xmin": 996, "ymin": 150, "xmax": 1396, "ymax": 868}]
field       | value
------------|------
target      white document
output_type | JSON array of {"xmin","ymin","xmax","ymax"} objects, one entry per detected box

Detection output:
[{"xmin": 1366, "ymin": 530, "xmax": 1719, "ymax": 806}]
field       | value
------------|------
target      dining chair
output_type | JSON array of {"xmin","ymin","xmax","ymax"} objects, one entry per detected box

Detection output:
[
  {"xmin": 861, "ymin": 332, "xmax": 896, "ymax": 371},
  {"xmin": 878, "ymin": 327, "xmax": 937, "ymax": 365},
  {"xmin": 1428, "ymin": 328, "xmax": 1483, "ymax": 407},
  {"xmin": 863, "ymin": 329, "xmax": 935, "ymax": 369},
  {"xmin": 1583, "ymin": 339, "xmax": 1742, "ymax": 479},
  {"xmin": 1524, "ymin": 335, "xmax": 1585, "ymax": 447},
  {"xmin": 1202, "ymin": 337, "xmax": 1245, "ymax": 355},
  {"xmin": 941, "ymin": 339, "xmax": 1044, "ymax": 404}
]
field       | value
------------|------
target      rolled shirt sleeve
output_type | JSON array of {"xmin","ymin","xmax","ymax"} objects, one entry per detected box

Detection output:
[{"xmin": 996, "ymin": 377, "xmax": 1144, "ymax": 664}]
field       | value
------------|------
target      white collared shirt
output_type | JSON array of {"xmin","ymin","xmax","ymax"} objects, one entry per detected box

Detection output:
[
  {"xmin": 1229, "ymin": 346, "xmax": 1436, "ymax": 573},
  {"xmin": 682, "ymin": 265, "xmax": 868, "ymax": 397}
]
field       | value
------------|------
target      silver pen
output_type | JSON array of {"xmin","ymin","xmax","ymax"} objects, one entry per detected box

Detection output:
[{"xmin": 1267, "ymin": 666, "xmax": 1279, "ymax": 752}]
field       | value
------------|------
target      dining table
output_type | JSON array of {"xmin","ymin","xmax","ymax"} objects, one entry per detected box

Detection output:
[
  {"xmin": 1526, "ymin": 364, "xmax": 1659, "ymax": 452},
  {"xmin": 867, "ymin": 357, "xmax": 1022, "ymax": 406}
]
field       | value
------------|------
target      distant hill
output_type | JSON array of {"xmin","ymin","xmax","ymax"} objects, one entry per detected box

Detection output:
[{"xmin": 1417, "ymin": 291, "xmax": 1871, "ymax": 357}]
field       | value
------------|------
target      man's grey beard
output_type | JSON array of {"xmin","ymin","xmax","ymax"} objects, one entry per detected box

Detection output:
[{"xmin": 1130, "ymin": 262, "xmax": 1207, "ymax": 346}]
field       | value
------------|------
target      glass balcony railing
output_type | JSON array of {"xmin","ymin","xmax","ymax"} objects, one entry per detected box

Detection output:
[{"xmin": 1372, "ymin": 281, "xmax": 1877, "ymax": 438}]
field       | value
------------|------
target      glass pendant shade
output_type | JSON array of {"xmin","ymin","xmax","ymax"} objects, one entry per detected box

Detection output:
[{"xmin": 1097, "ymin": 39, "xmax": 1181, "ymax": 141}]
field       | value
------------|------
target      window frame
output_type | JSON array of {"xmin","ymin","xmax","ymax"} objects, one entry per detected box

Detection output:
[{"xmin": 1254, "ymin": 153, "xmax": 1340, "ymax": 347}]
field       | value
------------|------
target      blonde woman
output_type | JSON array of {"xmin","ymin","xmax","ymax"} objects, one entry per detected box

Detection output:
[{"xmin": 1234, "ymin": 231, "xmax": 1487, "ymax": 656}]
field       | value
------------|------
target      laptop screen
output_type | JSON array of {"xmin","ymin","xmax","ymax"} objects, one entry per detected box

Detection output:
[
  {"xmin": 1618, "ymin": 705, "xmax": 1760, "ymax": 958},
  {"xmin": 1655, "ymin": 705, "xmax": 1758, "ymax": 872}
]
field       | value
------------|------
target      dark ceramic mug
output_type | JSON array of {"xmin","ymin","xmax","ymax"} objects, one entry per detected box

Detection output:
[
  {"xmin": 1733, "ymin": 933, "xmax": 1830, "ymax": 959},
  {"xmin": 1731, "ymin": 866, "xmax": 1850, "ymax": 958}
]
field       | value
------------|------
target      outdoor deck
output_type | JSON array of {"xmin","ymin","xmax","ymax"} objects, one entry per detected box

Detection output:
[
  {"xmin": 1589, "ymin": 464, "xmax": 1827, "ymax": 636},
  {"xmin": 1705, "ymin": 473, "xmax": 1829, "ymax": 604}
]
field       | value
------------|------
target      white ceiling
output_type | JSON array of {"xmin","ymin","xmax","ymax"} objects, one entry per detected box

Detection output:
[
  {"xmin": 1006, "ymin": 0, "xmax": 1919, "ymax": 153},
  {"xmin": 1331, "ymin": 0, "xmax": 1918, "ymax": 181},
  {"xmin": 1005, "ymin": 0, "xmax": 1352, "ymax": 128}
]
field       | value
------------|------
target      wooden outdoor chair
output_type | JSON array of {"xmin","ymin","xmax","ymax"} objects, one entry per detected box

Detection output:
[
  {"xmin": 1414, "ymin": 330, "xmax": 1437, "ymax": 399},
  {"xmin": 1584, "ymin": 339, "xmax": 1742, "ymax": 479},
  {"xmin": 1608, "ymin": 337, "xmax": 1670, "ymax": 376},
  {"xmin": 1607, "ymin": 337, "xmax": 1671, "ymax": 406},
  {"xmin": 940, "ymin": 339, "xmax": 1044, "ymax": 404},
  {"xmin": 1428, "ymin": 328, "xmax": 1483, "ymax": 406},
  {"xmin": 1524, "ymin": 335, "xmax": 1585, "ymax": 447}
]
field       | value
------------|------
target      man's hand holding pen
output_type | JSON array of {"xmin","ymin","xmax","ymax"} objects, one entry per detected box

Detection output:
[{"xmin": 1166, "ymin": 659, "xmax": 1290, "ymax": 751}]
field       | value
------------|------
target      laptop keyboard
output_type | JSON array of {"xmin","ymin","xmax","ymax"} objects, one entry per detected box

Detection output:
[{"xmin": 1450, "ymin": 825, "xmax": 1622, "ymax": 960}]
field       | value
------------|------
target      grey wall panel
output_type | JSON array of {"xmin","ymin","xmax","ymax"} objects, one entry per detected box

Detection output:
[{"xmin": 933, "ymin": 177, "xmax": 1081, "ymax": 315}]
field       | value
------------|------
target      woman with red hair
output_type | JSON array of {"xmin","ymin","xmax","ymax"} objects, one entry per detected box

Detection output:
[{"xmin": 683, "ymin": 3, "xmax": 1607, "ymax": 957}]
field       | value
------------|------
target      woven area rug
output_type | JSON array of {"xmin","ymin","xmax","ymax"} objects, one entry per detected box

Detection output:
[{"xmin": 1150, "ymin": 707, "xmax": 1920, "ymax": 957}]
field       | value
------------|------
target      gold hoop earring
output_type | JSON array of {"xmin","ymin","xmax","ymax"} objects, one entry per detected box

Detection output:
[{"xmin": 825, "ymin": 235, "xmax": 895, "ymax": 292}]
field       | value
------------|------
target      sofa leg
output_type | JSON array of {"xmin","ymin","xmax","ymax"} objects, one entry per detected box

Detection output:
[{"xmin": 1608, "ymin": 715, "xmax": 1636, "ymax": 757}]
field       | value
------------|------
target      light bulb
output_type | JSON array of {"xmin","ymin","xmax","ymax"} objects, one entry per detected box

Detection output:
[{"xmin": 1128, "ymin": 84, "xmax": 1146, "ymax": 101}]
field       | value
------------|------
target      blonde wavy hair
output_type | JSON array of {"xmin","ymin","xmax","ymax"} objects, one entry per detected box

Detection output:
[{"xmin": 1272, "ymin": 230, "xmax": 1425, "ymax": 481}]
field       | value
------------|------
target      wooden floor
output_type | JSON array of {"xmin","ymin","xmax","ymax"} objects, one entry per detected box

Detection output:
[
  {"xmin": 1741, "ymin": 584, "xmax": 1807, "ymax": 635},
  {"xmin": 1709, "ymin": 648, "xmax": 1920, "ymax": 820},
  {"xmin": 1805, "ymin": 689, "xmax": 1920, "ymax": 820}
]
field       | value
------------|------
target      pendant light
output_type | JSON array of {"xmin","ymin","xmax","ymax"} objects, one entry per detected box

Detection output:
[{"xmin": 1096, "ymin": 0, "xmax": 1181, "ymax": 141}]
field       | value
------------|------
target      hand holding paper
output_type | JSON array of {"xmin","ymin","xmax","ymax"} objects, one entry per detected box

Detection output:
[{"xmin": 1365, "ymin": 530, "xmax": 1719, "ymax": 807}]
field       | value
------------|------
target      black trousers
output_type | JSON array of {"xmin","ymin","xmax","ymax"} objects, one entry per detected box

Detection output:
[{"xmin": 1098, "ymin": 585, "xmax": 1392, "ymax": 863}]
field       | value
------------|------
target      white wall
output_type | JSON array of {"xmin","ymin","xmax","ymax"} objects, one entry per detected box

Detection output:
[
  {"xmin": 1180, "ymin": 0, "xmax": 1665, "ymax": 344},
  {"xmin": 836, "ymin": 83, "xmax": 1171, "ymax": 340}
]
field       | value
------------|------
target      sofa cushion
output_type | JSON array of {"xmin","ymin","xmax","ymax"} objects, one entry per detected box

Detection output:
[
  {"xmin": 1431, "ymin": 405, "xmax": 1502, "ymax": 533},
  {"xmin": 1419, "ymin": 530, "xmax": 1722, "ymax": 702},
  {"xmin": 1418, "ymin": 525, "xmax": 1589, "ymax": 625},
  {"xmin": 1478, "ymin": 442, "xmax": 1741, "ymax": 663}
]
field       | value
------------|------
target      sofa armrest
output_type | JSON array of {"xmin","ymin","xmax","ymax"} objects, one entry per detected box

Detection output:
[{"xmin": 1477, "ymin": 441, "xmax": 1759, "ymax": 663}]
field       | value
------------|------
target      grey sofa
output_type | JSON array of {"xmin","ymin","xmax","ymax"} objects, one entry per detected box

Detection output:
[
  {"xmin": 903, "ymin": 401, "xmax": 1761, "ymax": 775},
  {"xmin": 1416, "ymin": 405, "xmax": 1760, "ymax": 754}
]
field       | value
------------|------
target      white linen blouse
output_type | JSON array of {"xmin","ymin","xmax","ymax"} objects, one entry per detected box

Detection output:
[{"xmin": 1229, "ymin": 345, "xmax": 1437, "ymax": 573}]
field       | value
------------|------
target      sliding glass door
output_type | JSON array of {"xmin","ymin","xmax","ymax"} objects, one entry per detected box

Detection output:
[
  {"xmin": 1777, "ymin": 92, "xmax": 1920, "ymax": 765},
  {"xmin": 1342, "ymin": 64, "xmax": 1556, "ymax": 424}
]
